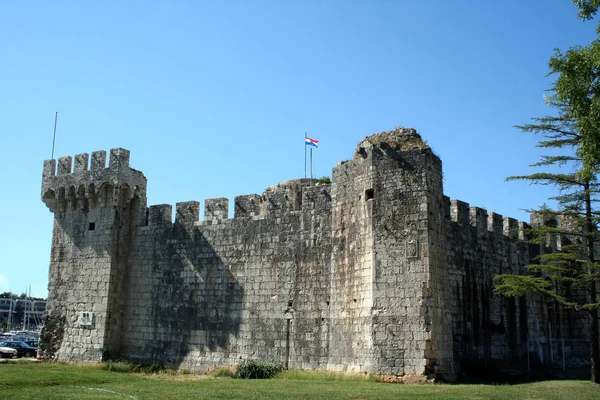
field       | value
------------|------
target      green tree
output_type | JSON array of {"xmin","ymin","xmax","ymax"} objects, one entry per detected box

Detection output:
[
  {"xmin": 494, "ymin": 53, "xmax": 600, "ymax": 383},
  {"xmin": 549, "ymin": 42, "xmax": 600, "ymax": 182},
  {"xmin": 495, "ymin": 1, "xmax": 600, "ymax": 383},
  {"xmin": 575, "ymin": 0, "xmax": 600, "ymax": 31}
]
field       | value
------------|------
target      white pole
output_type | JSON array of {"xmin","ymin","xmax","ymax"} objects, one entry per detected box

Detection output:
[
  {"xmin": 310, "ymin": 147, "xmax": 313, "ymax": 179},
  {"xmin": 51, "ymin": 112, "xmax": 58, "ymax": 160},
  {"xmin": 304, "ymin": 133, "xmax": 307, "ymax": 179},
  {"xmin": 7, "ymin": 298, "xmax": 13, "ymax": 331}
]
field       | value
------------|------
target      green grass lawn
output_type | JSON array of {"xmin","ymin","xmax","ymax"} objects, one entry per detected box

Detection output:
[{"xmin": 1, "ymin": 361, "xmax": 599, "ymax": 400}]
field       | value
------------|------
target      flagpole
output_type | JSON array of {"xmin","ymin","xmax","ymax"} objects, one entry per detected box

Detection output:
[
  {"xmin": 51, "ymin": 111, "xmax": 58, "ymax": 160},
  {"xmin": 310, "ymin": 147, "xmax": 313, "ymax": 179},
  {"xmin": 304, "ymin": 132, "xmax": 307, "ymax": 179}
]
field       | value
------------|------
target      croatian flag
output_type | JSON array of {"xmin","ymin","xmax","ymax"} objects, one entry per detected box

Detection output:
[{"xmin": 305, "ymin": 137, "xmax": 318, "ymax": 148}]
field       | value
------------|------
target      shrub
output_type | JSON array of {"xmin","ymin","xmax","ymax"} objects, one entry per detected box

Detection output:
[
  {"xmin": 100, "ymin": 360, "xmax": 169, "ymax": 374},
  {"xmin": 100, "ymin": 360, "xmax": 137, "ymax": 373},
  {"xmin": 316, "ymin": 176, "xmax": 331, "ymax": 185},
  {"xmin": 233, "ymin": 360, "xmax": 284, "ymax": 379},
  {"xmin": 211, "ymin": 368, "xmax": 234, "ymax": 378},
  {"xmin": 137, "ymin": 361, "xmax": 168, "ymax": 374}
]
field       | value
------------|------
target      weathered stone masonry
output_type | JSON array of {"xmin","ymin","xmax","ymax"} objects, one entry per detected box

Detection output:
[{"xmin": 40, "ymin": 128, "xmax": 588, "ymax": 379}]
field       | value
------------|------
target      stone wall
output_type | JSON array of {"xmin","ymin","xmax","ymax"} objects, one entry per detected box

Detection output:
[
  {"xmin": 440, "ymin": 200, "xmax": 589, "ymax": 373},
  {"xmin": 117, "ymin": 182, "xmax": 333, "ymax": 371},
  {"xmin": 40, "ymin": 128, "xmax": 590, "ymax": 380}
]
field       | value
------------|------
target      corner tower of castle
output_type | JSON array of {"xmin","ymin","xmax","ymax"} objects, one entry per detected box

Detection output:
[
  {"xmin": 40, "ymin": 149, "xmax": 147, "ymax": 361},
  {"xmin": 328, "ymin": 128, "xmax": 451, "ymax": 377}
]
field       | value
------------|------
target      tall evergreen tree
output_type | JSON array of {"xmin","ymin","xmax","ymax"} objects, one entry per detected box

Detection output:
[
  {"xmin": 495, "ymin": 46, "xmax": 600, "ymax": 383},
  {"xmin": 496, "ymin": 1, "xmax": 600, "ymax": 383}
]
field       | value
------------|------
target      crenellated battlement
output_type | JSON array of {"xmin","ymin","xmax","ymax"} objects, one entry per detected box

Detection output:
[
  {"xmin": 42, "ymin": 143, "xmax": 528, "ymax": 244},
  {"xmin": 148, "ymin": 204, "xmax": 173, "ymax": 226},
  {"xmin": 41, "ymin": 148, "xmax": 146, "ymax": 213},
  {"xmin": 447, "ymin": 198, "xmax": 530, "ymax": 241},
  {"xmin": 176, "ymin": 201, "xmax": 200, "ymax": 225},
  {"xmin": 141, "ymin": 179, "xmax": 332, "ymax": 228},
  {"xmin": 43, "ymin": 148, "xmax": 131, "ymax": 178},
  {"xmin": 234, "ymin": 194, "xmax": 262, "ymax": 218}
]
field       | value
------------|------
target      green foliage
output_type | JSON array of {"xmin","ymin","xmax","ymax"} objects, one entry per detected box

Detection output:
[
  {"xmin": 367, "ymin": 127, "xmax": 429, "ymax": 151},
  {"xmin": 100, "ymin": 360, "xmax": 170, "ymax": 374},
  {"xmin": 574, "ymin": 0, "xmax": 600, "ymax": 32},
  {"xmin": 499, "ymin": 8, "xmax": 600, "ymax": 381},
  {"xmin": 0, "ymin": 291, "xmax": 45, "ymax": 301},
  {"xmin": 547, "ymin": 42, "xmax": 600, "ymax": 180},
  {"xmin": 316, "ymin": 176, "xmax": 331, "ymax": 185},
  {"xmin": 136, "ymin": 361, "xmax": 169, "ymax": 374},
  {"xmin": 163, "ymin": 369, "xmax": 178, "ymax": 376},
  {"xmin": 233, "ymin": 360, "xmax": 284, "ymax": 379},
  {"xmin": 500, "ymin": 51, "xmax": 600, "ymax": 311},
  {"xmin": 210, "ymin": 368, "xmax": 234, "ymax": 378},
  {"xmin": 99, "ymin": 360, "xmax": 133, "ymax": 373}
]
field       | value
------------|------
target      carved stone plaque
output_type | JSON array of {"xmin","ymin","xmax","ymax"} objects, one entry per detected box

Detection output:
[{"xmin": 406, "ymin": 240, "xmax": 418, "ymax": 258}]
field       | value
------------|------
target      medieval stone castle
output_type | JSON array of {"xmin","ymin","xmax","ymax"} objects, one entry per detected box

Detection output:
[{"xmin": 39, "ymin": 128, "xmax": 589, "ymax": 380}]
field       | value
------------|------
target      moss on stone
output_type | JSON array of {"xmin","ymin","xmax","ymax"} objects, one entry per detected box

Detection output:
[{"xmin": 355, "ymin": 127, "xmax": 429, "ymax": 157}]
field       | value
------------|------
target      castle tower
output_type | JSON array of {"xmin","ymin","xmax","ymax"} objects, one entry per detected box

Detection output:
[
  {"xmin": 329, "ymin": 128, "xmax": 453, "ymax": 379},
  {"xmin": 40, "ymin": 148, "xmax": 147, "ymax": 361}
]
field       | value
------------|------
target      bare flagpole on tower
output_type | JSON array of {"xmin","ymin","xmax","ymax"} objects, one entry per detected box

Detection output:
[
  {"xmin": 51, "ymin": 111, "xmax": 58, "ymax": 160},
  {"xmin": 304, "ymin": 136, "xmax": 318, "ymax": 180},
  {"xmin": 304, "ymin": 132, "xmax": 307, "ymax": 179},
  {"xmin": 310, "ymin": 147, "xmax": 313, "ymax": 179}
]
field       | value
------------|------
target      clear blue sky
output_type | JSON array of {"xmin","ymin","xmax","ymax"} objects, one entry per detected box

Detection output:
[{"xmin": 1, "ymin": 0, "xmax": 597, "ymax": 298}]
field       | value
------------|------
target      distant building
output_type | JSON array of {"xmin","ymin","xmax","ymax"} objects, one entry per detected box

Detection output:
[{"xmin": 0, "ymin": 298, "xmax": 45, "ymax": 331}]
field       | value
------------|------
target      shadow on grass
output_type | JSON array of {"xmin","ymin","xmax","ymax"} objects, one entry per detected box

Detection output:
[{"xmin": 455, "ymin": 358, "xmax": 590, "ymax": 385}]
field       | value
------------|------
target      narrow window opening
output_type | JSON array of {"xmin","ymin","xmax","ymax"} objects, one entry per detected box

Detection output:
[
  {"xmin": 88, "ymin": 222, "xmax": 96, "ymax": 231},
  {"xmin": 365, "ymin": 189, "xmax": 374, "ymax": 201}
]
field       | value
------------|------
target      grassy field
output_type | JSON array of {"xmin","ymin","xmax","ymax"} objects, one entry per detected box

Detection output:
[{"xmin": 1, "ymin": 361, "xmax": 599, "ymax": 400}]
